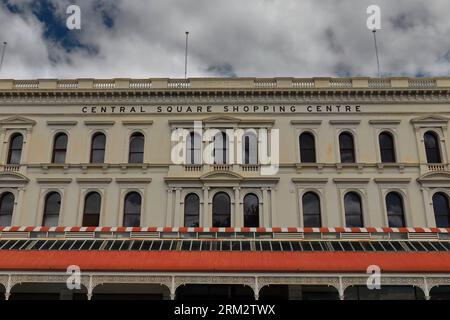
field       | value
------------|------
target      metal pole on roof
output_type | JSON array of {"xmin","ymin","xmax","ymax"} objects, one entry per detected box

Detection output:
[
  {"xmin": 372, "ymin": 29, "xmax": 381, "ymax": 77},
  {"xmin": 0, "ymin": 42, "xmax": 7, "ymax": 74},
  {"xmin": 184, "ymin": 31, "xmax": 189, "ymax": 79}
]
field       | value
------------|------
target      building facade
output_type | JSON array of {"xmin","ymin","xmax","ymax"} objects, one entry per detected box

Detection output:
[{"xmin": 0, "ymin": 77, "xmax": 449, "ymax": 300}]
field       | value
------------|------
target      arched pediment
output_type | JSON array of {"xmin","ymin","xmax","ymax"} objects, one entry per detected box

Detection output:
[
  {"xmin": 0, "ymin": 172, "xmax": 30, "ymax": 184},
  {"xmin": 417, "ymin": 171, "xmax": 450, "ymax": 184},
  {"xmin": 200, "ymin": 171, "xmax": 243, "ymax": 181},
  {"xmin": 410, "ymin": 115, "xmax": 449, "ymax": 126}
]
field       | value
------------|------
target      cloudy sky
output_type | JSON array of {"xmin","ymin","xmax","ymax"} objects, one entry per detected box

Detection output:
[{"xmin": 0, "ymin": 0, "xmax": 449, "ymax": 79}]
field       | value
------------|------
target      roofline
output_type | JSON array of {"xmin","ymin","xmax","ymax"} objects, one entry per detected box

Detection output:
[{"xmin": 0, "ymin": 76, "xmax": 448, "ymax": 91}]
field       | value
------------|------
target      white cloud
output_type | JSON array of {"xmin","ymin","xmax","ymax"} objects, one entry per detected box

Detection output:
[{"xmin": 1, "ymin": 0, "xmax": 450, "ymax": 79}]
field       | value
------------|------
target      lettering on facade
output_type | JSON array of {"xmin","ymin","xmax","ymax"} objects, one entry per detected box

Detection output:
[{"xmin": 81, "ymin": 105, "xmax": 362, "ymax": 114}]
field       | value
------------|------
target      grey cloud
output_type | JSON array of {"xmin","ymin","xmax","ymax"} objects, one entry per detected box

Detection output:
[{"xmin": 1, "ymin": 0, "xmax": 450, "ymax": 79}]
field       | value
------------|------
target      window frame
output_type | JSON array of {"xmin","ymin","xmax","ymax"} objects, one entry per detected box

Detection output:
[{"xmin": 51, "ymin": 132, "xmax": 68, "ymax": 164}]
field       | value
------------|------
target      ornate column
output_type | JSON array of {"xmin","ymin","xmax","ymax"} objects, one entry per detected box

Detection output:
[
  {"xmin": 270, "ymin": 187, "xmax": 277, "ymax": 227},
  {"xmin": 174, "ymin": 188, "xmax": 182, "ymax": 227},
  {"xmin": 165, "ymin": 188, "xmax": 174, "ymax": 226},
  {"xmin": 254, "ymin": 277, "xmax": 259, "ymax": 301},
  {"xmin": 338, "ymin": 277, "xmax": 345, "ymax": 300},
  {"xmin": 170, "ymin": 276, "xmax": 176, "ymax": 300},
  {"xmin": 4, "ymin": 274, "xmax": 11, "ymax": 300},
  {"xmin": 87, "ymin": 275, "xmax": 93, "ymax": 300},
  {"xmin": 12, "ymin": 187, "xmax": 25, "ymax": 226},
  {"xmin": 234, "ymin": 187, "xmax": 241, "ymax": 227},
  {"xmin": 262, "ymin": 187, "xmax": 269, "ymax": 227},
  {"xmin": 203, "ymin": 187, "xmax": 210, "ymax": 227}
]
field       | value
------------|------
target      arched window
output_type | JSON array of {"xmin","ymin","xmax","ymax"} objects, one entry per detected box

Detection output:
[
  {"xmin": 128, "ymin": 132, "xmax": 145, "ymax": 163},
  {"xmin": 52, "ymin": 133, "xmax": 68, "ymax": 164},
  {"xmin": 212, "ymin": 192, "xmax": 231, "ymax": 227},
  {"xmin": 184, "ymin": 193, "xmax": 200, "ymax": 227},
  {"xmin": 386, "ymin": 192, "xmax": 405, "ymax": 227},
  {"xmin": 0, "ymin": 192, "xmax": 14, "ymax": 226},
  {"xmin": 42, "ymin": 192, "xmax": 61, "ymax": 227},
  {"xmin": 379, "ymin": 132, "xmax": 396, "ymax": 163},
  {"xmin": 90, "ymin": 132, "xmax": 106, "ymax": 163},
  {"xmin": 123, "ymin": 192, "xmax": 141, "ymax": 227},
  {"xmin": 244, "ymin": 193, "xmax": 259, "ymax": 227},
  {"xmin": 186, "ymin": 132, "xmax": 202, "ymax": 164},
  {"xmin": 433, "ymin": 192, "xmax": 450, "ymax": 228},
  {"xmin": 302, "ymin": 192, "xmax": 321, "ymax": 227},
  {"xmin": 7, "ymin": 133, "xmax": 23, "ymax": 164},
  {"xmin": 424, "ymin": 131, "xmax": 442, "ymax": 163},
  {"xmin": 339, "ymin": 132, "xmax": 355, "ymax": 163},
  {"xmin": 214, "ymin": 132, "xmax": 228, "ymax": 164},
  {"xmin": 243, "ymin": 133, "xmax": 258, "ymax": 164},
  {"xmin": 299, "ymin": 132, "xmax": 316, "ymax": 163},
  {"xmin": 344, "ymin": 192, "xmax": 363, "ymax": 227},
  {"xmin": 82, "ymin": 192, "xmax": 101, "ymax": 227}
]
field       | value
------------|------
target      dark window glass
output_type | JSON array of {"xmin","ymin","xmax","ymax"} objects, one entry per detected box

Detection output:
[
  {"xmin": 244, "ymin": 193, "xmax": 259, "ymax": 227},
  {"xmin": 379, "ymin": 132, "xmax": 396, "ymax": 163},
  {"xmin": 7, "ymin": 133, "xmax": 23, "ymax": 164},
  {"xmin": 187, "ymin": 132, "xmax": 202, "ymax": 164},
  {"xmin": 344, "ymin": 192, "xmax": 364, "ymax": 227},
  {"xmin": 386, "ymin": 192, "xmax": 405, "ymax": 227},
  {"xmin": 184, "ymin": 193, "xmax": 200, "ymax": 227},
  {"xmin": 433, "ymin": 192, "xmax": 450, "ymax": 228},
  {"xmin": 128, "ymin": 133, "xmax": 144, "ymax": 163},
  {"xmin": 212, "ymin": 192, "xmax": 231, "ymax": 227},
  {"xmin": 52, "ymin": 133, "xmax": 68, "ymax": 164},
  {"xmin": 43, "ymin": 192, "xmax": 61, "ymax": 227},
  {"xmin": 0, "ymin": 192, "xmax": 14, "ymax": 226},
  {"xmin": 123, "ymin": 192, "xmax": 141, "ymax": 227},
  {"xmin": 299, "ymin": 132, "xmax": 316, "ymax": 163},
  {"xmin": 214, "ymin": 132, "xmax": 228, "ymax": 164},
  {"xmin": 243, "ymin": 133, "xmax": 258, "ymax": 164},
  {"xmin": 302, "ymin": 192, "xmax": 321, "ymax": 227},
  {"xmin": 90, "ymin": 133, "xmax": 106, "ymax": 163},
  {"xmin": 339, "ymin": 132, "xmax": 355, "ymax": 163},
  {"xmin": 82, "ymin": 192, "xmax": 101, "ymax": 227},
  {"xmin": 424, "ymin": 131, "xmax": 442, "ymax": 163}
]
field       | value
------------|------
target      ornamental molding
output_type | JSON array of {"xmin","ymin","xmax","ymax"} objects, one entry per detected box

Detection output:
[{"xmin": 2, "ymin": 89, "xmax": 450, "ymax": 104}]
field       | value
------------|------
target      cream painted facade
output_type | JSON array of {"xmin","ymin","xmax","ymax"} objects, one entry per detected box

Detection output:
[{"xmin": 0, "ymin": 77, "xmax": 449, "ymax": 229}]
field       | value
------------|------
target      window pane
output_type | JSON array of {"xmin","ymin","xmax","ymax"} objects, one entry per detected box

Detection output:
[
  {"xmin": 184, "ymin": 193, "xmax": 200, "ymax": 227},
  {"xmin": 244, "ymin": 194, "xmax": 259, "ymax": 227},
  {"xmin": 52, "ymin": 151, "xmax": 66, "ymax": 164},
  {"xmin": 386, "ymin": 192, "xmax": 405, "ymax": 227},
  {"xmin": 129, "ymin": 134, "xmax": 144, "ymax": 163},
  {"xmin": 302, "ymin": 192, "xmax": 321, "ymax": 227},
  {"xmin": 214, "ymin": 132, "xmax": 228, "ymax": 164},
  {"xmin": 8, "ymin": 134, "xmax": 23, "ymax": 164},
  {"xmin": 243, "ymin": 134, "xmax": 258, "ymax": 164},
  {"xmin": 91, "ymin": 133, "xmax": 106, "ymax": 163},
  {"xmin": 83, "ymin": 192, "xmax": 101, "ymax": 227},
  {"xmin": 344, "ymin": 192, "xmax": 363, "ymax": 227},
  {"xmin": 300, "ymin": 132, "xmax": 316, "ymax": 163},
  {"xmin": 187, "ymin": 132, "xmax": 202, "ymax": 164},
  {"xmin": 212, "ymin": 192, "xmax": 230, "ymax": 227},
  {"xmin": 433, "ymin": 193, "xmax": 450, "ymax": 228},
  {"xmin": 0, "ymin": 193, "xmax": 14, "ymax": 226},
  {"xmin": 124, "ymin": 192, "xmax": 141, "ymax": 227},
  {"xmin": 43, "ymin": 192, "xmax": 61, "ymax": 227},
  {"xmin": 339, "ymin": 133, "xmax": 355, "ymax": 163},
  {"xmin": 424, "ymin": 132, "xmax": 442, "ymax": 163},
  {"xmin": 379, "ymin": 132, "xmax": 396, "ymax": 163}
]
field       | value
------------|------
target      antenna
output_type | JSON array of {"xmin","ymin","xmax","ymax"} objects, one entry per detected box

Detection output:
[
  {"xmin": 184, "ymin": 31, "xmax": 189, "ymax": 79},
  {"xmin": 0, "ymin": 42, "xmax": 7, "ymax": 74},
  {"xmin": 372, "ymin": 29, "xmax": 381, "ymax": 77}
]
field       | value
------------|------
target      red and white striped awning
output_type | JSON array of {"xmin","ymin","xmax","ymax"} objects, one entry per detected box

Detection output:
[{"xmin": 0, "ymin": 226, "xmax": 448, "ymax": 233}]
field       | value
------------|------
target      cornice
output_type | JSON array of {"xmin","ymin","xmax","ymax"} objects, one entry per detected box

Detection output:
[
  {"xmin": 1, "ymin": 88, "xmax": 450, "ymax": 104},
  {"xmin": 0, "ymin": 77, "xmax": 450, "ymax": 104}
]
